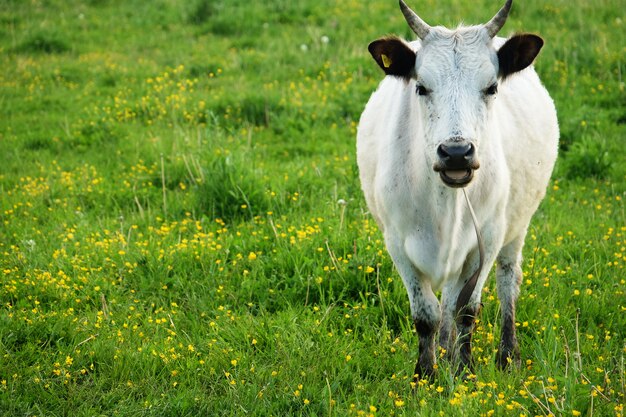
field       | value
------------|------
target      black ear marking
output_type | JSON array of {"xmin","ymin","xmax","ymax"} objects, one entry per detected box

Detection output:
[
  {"xmin": 368, "ymin": 36, "xmax": 416, "ymax": 79},
  {"xmin": 497, "ymin": 34, "xmax": 544, "ymax": 79}
]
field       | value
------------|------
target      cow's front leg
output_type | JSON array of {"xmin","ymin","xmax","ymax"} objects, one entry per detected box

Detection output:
[
  {"xmin": 386, "ymin": 237, "xmax": 441, "ymax": 381},
  {"xmin": 413, "ymin": 298, "xmax": 440, "ymax": 381},
  {"xmin": 400, "ymin": 268, "xmax": 441, "ymax": 380}
]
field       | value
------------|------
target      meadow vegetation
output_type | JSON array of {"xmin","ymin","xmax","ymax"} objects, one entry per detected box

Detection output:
[{"xmin": 0, "ymin": 0, "xmax": 624, "ymax": 415}]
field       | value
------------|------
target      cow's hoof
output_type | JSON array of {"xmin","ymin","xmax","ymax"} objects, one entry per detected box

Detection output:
[
  {"xmin": 412, "ymin": 363, "xmax": 435, "ymax": 386},
  {"xmin": 496, "ymin": 346, "xmax": 520, "ymax": 369}
]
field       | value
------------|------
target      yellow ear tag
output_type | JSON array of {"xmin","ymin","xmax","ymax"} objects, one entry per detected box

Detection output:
[{"xmin": 381, "ymin": 54, "xmax": 392, "ymax": 68}]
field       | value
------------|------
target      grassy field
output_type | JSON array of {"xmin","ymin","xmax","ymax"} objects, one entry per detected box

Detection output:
[{"xmin": 0, "ymin": 0, "xmax": 624, "ymax": 415}]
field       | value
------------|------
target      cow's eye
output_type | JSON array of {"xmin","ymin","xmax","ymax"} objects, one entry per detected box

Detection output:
[
  {"xmin": 416, "ymin": 85, "xmax": 430, "ymax": 96},
  {"xmin": 485, "ymin": 83, "xmax": 498, "ymax": 95}
]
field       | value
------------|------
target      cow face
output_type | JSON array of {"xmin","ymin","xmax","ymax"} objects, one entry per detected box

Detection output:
[{"xmin": 368, "ymin": 0, "xmax": 543, "ymax": 188}]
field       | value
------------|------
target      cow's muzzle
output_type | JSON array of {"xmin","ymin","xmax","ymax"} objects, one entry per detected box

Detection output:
[{"xmin": 433, "ymin": 139, "xmax": 480, "ymax": 188}]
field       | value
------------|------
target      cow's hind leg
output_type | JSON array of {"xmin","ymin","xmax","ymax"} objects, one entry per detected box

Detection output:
[
  {"xmin": 441, "ymin": 282, "xmax": 478, "ymax": 375},
  {"xmin": 455, "ymin": 301, "xmax": 481, "ymax": 375},
  {"xmin": 439, "ymin": 284, "xmax": 458, "ymax": 361},
  {"xmin": 495, "ymin": 237, "xmax": 524, "ymax": 369},
  {"xmin": 453, "ymin": 233, "xmax": 502, "ymax": 376}
]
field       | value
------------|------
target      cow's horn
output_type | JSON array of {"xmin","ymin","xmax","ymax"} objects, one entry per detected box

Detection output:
[
  {"xmin": 484, "ymin": 0, "xmax": 513, "ymax": 38},
  {"xmin": 399, "ymin": 0, "xmax": 431, "ymax": 40}
]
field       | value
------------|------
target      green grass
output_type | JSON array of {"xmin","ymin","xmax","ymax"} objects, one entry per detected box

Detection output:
[{"xmin": 0, "ymin": 0, "xmax": 624, "ymax": 415}]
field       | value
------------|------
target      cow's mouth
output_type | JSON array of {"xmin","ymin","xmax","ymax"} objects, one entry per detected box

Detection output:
[{"xmin": 440, "ymin": 169, "xmax": 474, "ymax": 188}]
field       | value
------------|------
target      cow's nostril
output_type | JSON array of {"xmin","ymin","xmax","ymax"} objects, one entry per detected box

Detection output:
[
  {"xmin": 465, "ymin": 143, "xmax": 475, "ymax": 158},
  {"xmin": 437, "ymin": 144, "xmax": 449, "ymax": 159},
  {"xmin": 437, "ymin": 143, "xmax": 474, "ymax": 160}
]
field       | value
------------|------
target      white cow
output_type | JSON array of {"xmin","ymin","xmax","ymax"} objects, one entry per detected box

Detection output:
[{"xmin": 357, "ymin": 0, "xmax": 558, "ymax": 378}]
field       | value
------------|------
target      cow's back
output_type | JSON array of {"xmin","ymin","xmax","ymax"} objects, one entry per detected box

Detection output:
[
  {"xmin": 356, "ymin": 75, "xmax": 415, "ymax": 228},
  {"xmin": 492, "ymin": 37, "xmax": 559, "ymax": 243}
]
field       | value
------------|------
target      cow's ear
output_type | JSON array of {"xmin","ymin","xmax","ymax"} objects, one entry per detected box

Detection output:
[
  {"xmin": 368, "ymin": 37, "xmax": 416, "ymax": 79},
  {"xmin": 497, "ymin": 34, "xmax": 544, "ymax": 79}
]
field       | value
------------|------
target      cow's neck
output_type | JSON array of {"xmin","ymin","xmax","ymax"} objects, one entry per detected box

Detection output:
[
  {"xmin": 401, "ymin": 133, "xmax": 490, "ymax": 287},
  {"xmin": 456, "ymin": 188, "xmax": 485, "ymax": 312}
]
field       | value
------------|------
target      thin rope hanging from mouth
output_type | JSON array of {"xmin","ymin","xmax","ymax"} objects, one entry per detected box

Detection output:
[{"xmin": 455, "ymin": 188, "xmax": 485, "ymax": 313}]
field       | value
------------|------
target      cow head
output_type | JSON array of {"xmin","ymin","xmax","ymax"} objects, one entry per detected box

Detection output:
[{"xmin": 368, "ymin": 0, "xmax": 543, "ymax": 188}]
